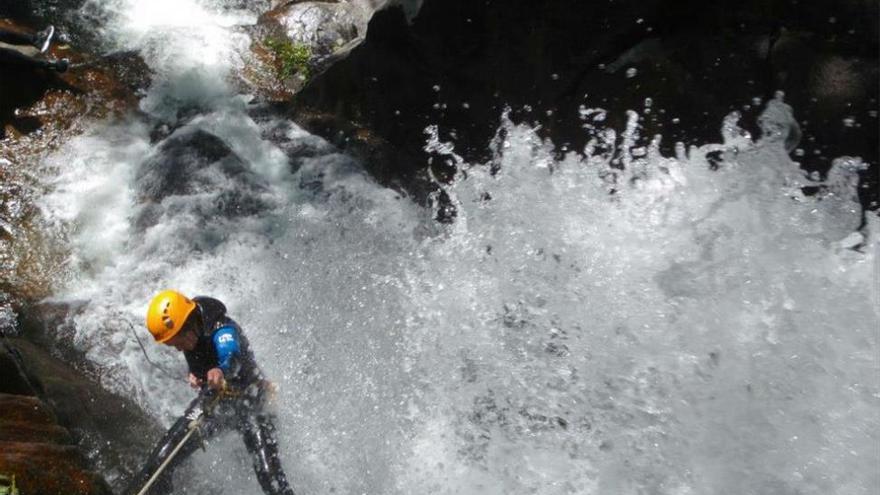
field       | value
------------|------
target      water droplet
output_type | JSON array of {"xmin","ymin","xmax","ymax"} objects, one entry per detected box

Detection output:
[
  {"xmin": 842, "ymin": 116, "xmax": 856, "ymax": 127},
  {"xmin": 551, "ymin": 73, "xmax": 559, "ymax": 80},
  {"xmin": 671, "ymin": 117, "xmax": 680, "ymax": 124},
  {"xmin": 636, "ymin": 18, "xmax": 644, "ymax": 24},
  {"xmin": 625, "ymin": 67, "xmax": 638, "ymax": 78},
  {"xmin": 432, "ymin": 85, "xmax": 441, "ymax": 92},
  {"xmin": 462, "ymin": 102, "xmax": 470, "ymax": 109},
  {"xmin": 794, "ymin": 148, "xmax": 805, "ymax": 157}
]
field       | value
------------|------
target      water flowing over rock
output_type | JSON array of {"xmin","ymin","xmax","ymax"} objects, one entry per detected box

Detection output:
[{"xmin": 1, "ymin": 1, "xmax": 878, "ymax": 493}]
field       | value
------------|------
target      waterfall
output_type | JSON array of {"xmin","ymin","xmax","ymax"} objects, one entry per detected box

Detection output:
[{"xmin": 32, "ymin": 0, "xmax": 878, "ymax": 493}]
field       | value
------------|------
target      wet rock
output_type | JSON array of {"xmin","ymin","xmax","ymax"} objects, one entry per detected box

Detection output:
[
  {"xmin": 4, "ymin": 320, "xmax": 163, "ymax": 492},
  {"xmin": 0, "ymin": 420, "xmax": 72, "ymax": 444},
  {"xmin": 0, "ymin": 441, "xmax": 112, "ymax": 495},
  {"xmin": 136, "ymin": 129, "xmax": 250, "ymax": 201},
  {"xmin": 0, "ymin": 19, "xmax": 149, "ymax": 142},
  {"xmin": 0, "ymin": 393, "xmax": 56, "ymax": 425},
  {"xmin": 288, "ymin": 0, "xmax": 878, "ymax": 211},
  {"xmin": 0, "ymin": 389, "xmax": 112, "ymax": 495},
  {"xmin": 0, "ymin": 17, "xmax": 151, "ymax": 312},
  {"xmin": 246, "ymin": 0, "xmax": 391, "ymax": 97}
]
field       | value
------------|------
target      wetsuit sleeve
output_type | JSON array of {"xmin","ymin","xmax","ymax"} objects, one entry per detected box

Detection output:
[{"xmin": 212, "ymin": 325, "xmax": 241, "ymax": 375}]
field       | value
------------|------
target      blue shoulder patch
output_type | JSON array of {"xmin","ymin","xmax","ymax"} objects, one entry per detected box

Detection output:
[{"xmin": 213, "ymin": 325, "xmax": 240, "ymax": 373}]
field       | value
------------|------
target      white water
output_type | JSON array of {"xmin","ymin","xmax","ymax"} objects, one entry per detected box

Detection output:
[{"xmin": 37, "ymin": 1, "xmax": 879, "ymax": 494}]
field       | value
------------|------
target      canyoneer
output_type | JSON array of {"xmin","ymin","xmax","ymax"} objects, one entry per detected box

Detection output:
[
  {"xmin": 126, "ymin": 290, "xmax": 296, "ymax": 495},
  {"xmin": 0, "ymin": 25, "xmax": 68, "ymax": 72}
]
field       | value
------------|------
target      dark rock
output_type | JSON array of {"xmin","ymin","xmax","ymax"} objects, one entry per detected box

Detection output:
[
  {"xmin": 0, "ymin": 344, "xmax": 35, "ymax": 395},
  {"xmin": 0, "ymin": 420, "xmax": 73, "ymax": 444},
  {"xmin": 136, "ymin": 129, "xmax": 251, "ymax": 201},
  {"xmin": 290, "ymin": 0, "xmax": 879, "ymax": 211},
  {"xmin": 0, "ymin": 393, "xmax": 56, "ymax": 425},
  {"xmin": 7, "ymin": 310, "xmax": 163, "ymax": 491}
]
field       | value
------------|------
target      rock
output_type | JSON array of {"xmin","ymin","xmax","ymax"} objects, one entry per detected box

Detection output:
[
  {"xmin": 3, "ymin": 324, "xmax": 163, "ymax": 492},
  {"xmin": 0, "ymin": 393, "xmax": 56, "ymax": 425},
  {"xmin": 287, "ymin": 0, "xmax": 878, "ymax": 211},
  {"xmin": 0, "ymin": 17, "xmax": 152, "ymax": 313},
  {"xmin": 0, "ymin": 420, "xmax": 73, "ymax": 444},
  {"xmin": 0, "ymin": 390, "xmax": 111, "ymax": 495},
  {"xmin": 134, "ymin": 129, "xmax": 272, "ymax": 226},
  {"xmin": 246, "ymin": 0, "xmax": 393, "ymax": 97},
  {"xmin": 0, "ymin": 441, "xmax": 112, "ymax": 495},
  {"xmin": 136, "ymin": 129, "xmax": 250, "ymax": 201}
]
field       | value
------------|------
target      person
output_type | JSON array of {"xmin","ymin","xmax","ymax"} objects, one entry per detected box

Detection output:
[
  {"xmin": 126, "ymin": 290, "xmax": 296, "ymax": 495},
  {"xmin": 0, "ymin": 24, "xmax": 68, "ymax": 72}
]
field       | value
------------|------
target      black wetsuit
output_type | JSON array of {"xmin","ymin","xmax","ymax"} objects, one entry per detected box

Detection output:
[
  {"xmin": 0, "ymin": 28, "xmax": 49, "ymax": 69},
  {"xmin": 125, "ymin": 297, "xmax": 295, "ymax": 495}
]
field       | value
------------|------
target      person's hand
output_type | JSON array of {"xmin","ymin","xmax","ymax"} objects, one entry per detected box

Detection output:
[
  {"xmin": 206, "ymin": 368, "xmax": 225, "ymax": 390},
  {"xmin": 188, "ymin": 373, "xmax": 203, "ymax": 389}
]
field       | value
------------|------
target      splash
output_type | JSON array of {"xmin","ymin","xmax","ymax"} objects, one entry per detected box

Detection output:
[{"xmin": 34, "ymin": 1, "xmax": 878, "ymax": 494}]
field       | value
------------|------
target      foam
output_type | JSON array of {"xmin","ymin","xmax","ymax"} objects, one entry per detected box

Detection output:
[{"xmin": 37, "ymin": 1, "xmax": 878, "ymax": 493}]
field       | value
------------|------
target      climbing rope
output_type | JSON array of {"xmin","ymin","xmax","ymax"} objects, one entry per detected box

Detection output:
[
  {"xmin": 117, "ymin": 313, "xmax": 180, "ymax": 380},
  {"xmin": 134, "ymin": 383, "xmax": 232, "ymax": 495}
]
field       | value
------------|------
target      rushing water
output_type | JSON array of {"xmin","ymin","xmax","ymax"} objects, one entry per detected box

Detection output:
[{"xmin": 33, "ymin": 0, "xmax": 880, "ymax": 494}]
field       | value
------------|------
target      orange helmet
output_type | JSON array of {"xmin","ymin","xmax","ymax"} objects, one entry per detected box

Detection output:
[{"xmin": 146, "ymin": 290, "xmax": 197, "ymax": 343}]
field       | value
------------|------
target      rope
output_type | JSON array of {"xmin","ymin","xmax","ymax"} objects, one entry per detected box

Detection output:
[
  {"xmin": 134, "ymin": 385, "xmax": 228, "ymax": 495},
  {"xmin": 119, "ymin": 315, "xmax": 179, "ymax": 380}
]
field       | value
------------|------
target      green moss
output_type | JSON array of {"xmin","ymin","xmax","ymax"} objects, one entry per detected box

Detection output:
[{"xmin": 264, "ymin": 37, "xmax": 311, "ymax": 80}]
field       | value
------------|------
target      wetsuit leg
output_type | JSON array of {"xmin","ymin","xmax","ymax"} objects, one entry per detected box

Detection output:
[
  {"xmin": 0, "ymin": 28, "xmax": 35, "ymax": 46},
  {"xmin": 239, "ymin": 412, "xmax": 296, "ymax": 495},
  {"xmin": 124, "ymin": 397, "xmax": 224, "ymax": 495}
]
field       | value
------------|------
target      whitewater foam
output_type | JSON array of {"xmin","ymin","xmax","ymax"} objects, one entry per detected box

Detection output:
[{"xmin": 34, "ymin": 1, "xmax": 878, "ymax": 494}]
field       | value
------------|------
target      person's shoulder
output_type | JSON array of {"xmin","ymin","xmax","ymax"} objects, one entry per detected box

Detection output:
[
  {"xmin": 212, "ymin": 325, "xmax": 240, "ymax": 350},
  {"xmin": 192, "ymin": 295, "xmax": 226, "ymax": 307},
  {"xmin": 193, "ymin": 296, "xmax": 229, "ymax": 323}
]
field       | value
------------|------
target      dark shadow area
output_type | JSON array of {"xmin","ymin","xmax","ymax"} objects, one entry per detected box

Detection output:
[
  {"xmin": 292, "ymin": 0, "xmax": 878, "ymax": 213},
  {"xmin": 0, "ymin": 61, "xmax": 82, "ymax": 138}
]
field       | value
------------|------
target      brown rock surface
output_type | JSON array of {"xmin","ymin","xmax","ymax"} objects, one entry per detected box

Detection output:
[
  {"xmin": 0, "ymin": 393, "xmax": 56, "ymax": 425},
  {"xmin": 0, "ymin": 441, "xmax": 112, "ymax": 495},
  {"xmin": 0, "ymin": 420, "xmax": 72, "ymax": 444}
]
